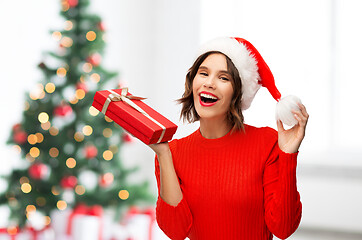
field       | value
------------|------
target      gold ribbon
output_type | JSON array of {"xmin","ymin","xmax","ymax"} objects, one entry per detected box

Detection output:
[{"xmin": 101, "ymin": 88, "xmax": 166, "ymax": 144}]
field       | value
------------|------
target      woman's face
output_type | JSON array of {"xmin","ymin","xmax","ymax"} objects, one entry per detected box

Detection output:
[{"xmin": 192, "ymin": 53, "xmax": 234, "ymax": 122}]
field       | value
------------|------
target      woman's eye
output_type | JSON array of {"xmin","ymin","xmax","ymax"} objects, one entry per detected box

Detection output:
[
  {"xmin": 220, "ymin": 76, "xmax": 229, "ymax": 81},
  {"xmin": 200, "ymin": 72, "xmax": 208, "ymax": 76}
]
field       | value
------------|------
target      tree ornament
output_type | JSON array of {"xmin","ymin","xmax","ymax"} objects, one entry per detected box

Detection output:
[
  {"xmin": 67, "ymin": 0, "xmax": 78, "ymax": 8},
  {"xmin": 84, "ymin": 145, "xmax": 98, "ymax": 159},
  {"xmin": 122, "ymin": 132, "xmax": 133, "ymax": 143},
  {"xmin": 54, "ymin": 103, "xmax": 73, "ymax": 117},
  {"xmin": 60, "ymin": 175, "xmax": 77, "ymax": 189},
  {"xmin": 76, "ymin": 82, "xmax": 88, "ymax": 94},
  {"xmin": 86, "ymin": 53, "xmax": 102, "ymax": 67},
  {"xmin": 99, "ymin": 173, "xmax": 114, "ymax": 188},
  {"xmin": 29, "ymin": 163, "xmax": 49, "ymax": 180},
  {"xmin": 97, "ymin": 22, "xmax": 105, "ymax": 31},
  {"xmin": 12, "ymin": 123, "xmax": 22, "ymax": 132},
  {"xmin": 13, "ymin": 131, "xmax": 28, "ymax": 144}
]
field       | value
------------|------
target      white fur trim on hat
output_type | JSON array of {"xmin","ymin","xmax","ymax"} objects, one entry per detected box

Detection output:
[{"xmin": 196, "ymin": 37, "xmax": 261, "ymax": 110}]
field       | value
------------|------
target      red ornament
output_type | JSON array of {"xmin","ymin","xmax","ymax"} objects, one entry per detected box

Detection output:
[
  {"xmin": 29, "ymin": 163, "xmax": 48, "ymax": 180},
  {"xmin": 67, "ymin": 0, "xmax": 78, "ymax": 7},
  {"xmin": 86, "ymin": 53, "xmax": 102, "ymax": 67},
  {"xmin": 54, "ymin": 104, "xmax": 73, "ymax": 117},
  {"xmin": 99, "ymin": 173, "xmax": 114, "ymax": 188},
  {"xmin": 76, "ymin": 82, "xmax": 88, "ymax": 93},
  {"xmin": 13, "ymin": 131, "xmax": 28, "ymax": 144},
  {"xmin": 60, "ymin": 176, "xmax": 78, "ymax": 189},
  {"xmin": 84, "ymin": 145, "xmax": 98, "ymax": 159},
  {"xmin": 97, "ymin": 22, "xmax": 105, "ymax": 31}
]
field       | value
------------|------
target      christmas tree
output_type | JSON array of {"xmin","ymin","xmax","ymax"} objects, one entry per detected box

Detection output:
[{"xmin": 0, "ymin": 0, "xmax": 152, "ymax": 228}]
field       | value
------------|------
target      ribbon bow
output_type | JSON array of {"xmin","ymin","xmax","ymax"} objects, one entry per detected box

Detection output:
[{"xmin": 102, "ymin": 88, "xmax": 166, "ymax": 143}]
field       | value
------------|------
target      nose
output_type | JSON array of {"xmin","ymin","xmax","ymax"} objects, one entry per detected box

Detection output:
[{"xmin": 203, "ymin": 75, "xmax": 216, "ymax": 89}]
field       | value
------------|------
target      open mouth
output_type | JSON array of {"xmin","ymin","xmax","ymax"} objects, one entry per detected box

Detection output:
[{"xmin": 199, "ymin": 92, "xmax": 218, "ymax": 106}]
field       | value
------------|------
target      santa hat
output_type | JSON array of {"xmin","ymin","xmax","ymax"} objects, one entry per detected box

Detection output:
[{"xmin": 197, "ymin": 37, "xmax": 301, "ymax": 126}]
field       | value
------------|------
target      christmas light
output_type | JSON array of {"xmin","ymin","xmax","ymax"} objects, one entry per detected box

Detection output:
[
  {"xmin": 56, "ymin": 200, "xmax": 67, "ymax": 210},
  {"xmin": 29, "ymin": 147, "xmax": 40, "ymax": 158},
  {"xmin": 75, "ymin": 89, "xmax": 85, "ymax": 100},
  {"xmin": 89, "ymin": 106, "xmax": 99, "ymax": 116},
  {"xmin": 103, "ymin": 128, "xmax": 112, "ymax": 138},
  {"xmin": 75, "ymin": 185, "xmax": 85, "ymax": 195},
  {"xmin": 27, "ymin": 134, "xmax": 37, "ymax": 145},
  {"xmin": 49, "ymin": 127, "xmax": 59, "ymax": 136},
  {"xmin": 118, "ymin": 190, "xmax": 129, "ymax": 200},
  {"xmin": 61, "ymin": 2, "xmax": 70, "ymax": 12},
  {"xmin": 82, "ymin": 63, "xmax": 93, "ymax": 73},
  {"xmin": 51, "ymin": 186, "xmax": 60, "ymax": 196},
  {"xmin": 13, "ymin": 145, "xmax": 21, "ymax": 153},
  {"xmin": 82, "ymin": 125, "xmax": 93, "ymax": 136},
  {"xmin": 74, "ymin": 132, "xmax": 84, "ymax": 142},
  {"xmin": 49, "ymin": 147, "xmax": 59, "ymax": 158},
  {"xmin": 21, "ymin": 183, "xmax": 32, "ymax": 193},
  {"xmin": 86, "ymin": 31, "xmax": 97, "ymax": 41},
  {"xmin": 24, "ymin": 101, "xmax": 30, "ymax": 111},
  {"xmin": 45, "ymin": 83, "xmax": 56, "ymax": 93},
  {"xmin": 52, "ymin": 31, "xmax": 62, "ymax": 41},
  {"xmin": 109, "ymin": 145, "xmax": 118, "ymax": 154},
  {"xmin": 69, "ymin": 97, "xmax": 79, "ymax": 105},
  {"xmin": 61, "ymin": 37, "xmax": 73, "ymax": 48},
  {"xmin": 19, "ymin": 176, "xmax": 29, "ymax": 184},
  {"xmin": 26, "ymin": 153, "xmax": 35, "ymax": 162},
  {"xmin": 64, "ymin": 20, "xmax": 73, "ymax": 31},
  {"xmin": 105, "ymin": 116, "xmax": 113, "ymax": 122},
  {"xmin": 41, "ymin": 121, "xmax": 51, "ymax": 130},
  {"xmin": 66, "ymin": 157, "xmax": 76, "ymax": 168},
  {"xmin": 57, "ymin": 67, "xmax": 67, "ymax": 77},
  {"xmin": 26, "ymin": 205, "xmax": 36, "ymax": 214},
  {"xmin": 90, "ymin": 73, "xmax": 101, "ymax": 83},
  {"xmin": 36, "ymin": 133, "xmax": 44, "ymax": 143},
  {"xmin": 7, "ymin": 226, "xmax": 18, "ymax": 235},
  {"xmin": 44, "ymin": 216, "xmax": 51, "ymax": 225},
  {"xmin": 38, "ymin": 112, "xmax": 49, "ymax": 123},
  {"xmin": 103, "ymin": 150, "xmax": 113, "ymax": 161}
]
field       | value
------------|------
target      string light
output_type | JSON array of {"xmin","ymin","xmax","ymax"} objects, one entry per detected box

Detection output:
[
  {"xmin": 26, "ymin": 153, "xmax": 35, "ymax": 163},
  {"xmin": 56, "ymin": 200, "xmax": 67, "ymax": 210},
  {"xmin": 7, "ymin": 226, "xmax": 18, "ymax": 236},
  {"xmin": 75, "ymin": 185, "xmax": 85, "ymax": 195},
  {"xmin": 29, "ymin": 147, "xmax": 40, "ymax": 158},
  {"xmin": 57, "ymin": 67, "xmax": 67, "ymax": 77},
  {"xmin": 75, "ymin": 89, "xmax": 85, "ymax": 100},
  {"xmin": 118, "ymin": 190, "xmax": 129, "ymax": 200},
  {"xmin": 74, "ymin": 132, "xmax": 84, "ymax": 142},
  {"xmin": 27, "ymin": 134, "xmax": 37, "ymax": 145},
  {"xmin": 26, "ymin": 205, "xmax": 36, "ymax": 214},
  {"xmin": 82, "ymin": 63, "xmax": 93, "ymax": 73},
  {"xmin": 51, "ymin": 186, "xmax": 60, "ymax": 196},
  {"xmin": 19, "ymin": 177, "xmax": 29, "ymax": 184},
  {"xmin": 36, "ymin": 197, "xmax": 46, "ymax": 206},
  {"xmin": 103, "ymin": 150, "xmax": 113, "ymax": 161},
  {"xmin": 64, "ymin": 20, "xmax": 73, "ymax": 31},
  {"xmin": 36, "ymin": 133, "xmax": 44, "ymax": 143},
  {"xmin": 21, "ymin": 183, "xmax": 32, "ymax": 193},
  {"xmin": 89, "ymin": 106, "xmax": 99, "ymax": 116},
  {"xmin": 38, "ymin": 112, "xmax": 49, "ymax": 123},
  {"xmin": 82, "ymin": 125, "xmax": 93, "ymax": 136},
  {"xmin": 103, "ymin": 128, "xmax": 112, "ymax": 138},
  {"xmin": 90, "ymin": 73, "xmax": 100, "ymax": 83},
  {"xmin": 61, "ymin": 37, "xmax": 73, "ymax": 48},
  {"xmin": 13, "ymin": 145, "xmax": 21, "ymax": 153},
  {"xmin": 49, "ymin": 147, "xmax": 59, "ymax": 158},
  {"xmin": 69, "ymin": 97, "xmax": 79, "ymax": 105},
  {"xmin": 24, "ymin": 101, "xmax": 30, "ymax": 111},
  {"xmin": 45, "ymin": 83, "xmax": 56, "ymax": 93},
  {"xmin": 52, "ymin": 31, "xmax": 62, "ymax": 41},
  {"xmin": 41, "ymin": 121, "xmax": 51, "ymax": 130},
  {"xmin": 86, "ymin": 31, "xmax": 96, "ymax": 41},
  {"xmin": 49, "ymin": 127, "xmax": 59, "ymax": 136},
  {"xmin": 66, "ymin": 157, "xmax": 76, "ymax": 168},
  {"xmin": 104, "ymin": 116, "xmax": 113, "ymax": 122},
  {"xmin": 44, "ymin": 216, "xmax": 51, "ymax": 226}
]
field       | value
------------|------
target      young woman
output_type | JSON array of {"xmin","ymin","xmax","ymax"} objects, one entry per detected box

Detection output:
[{"xmin": 149, "ymin": 37, "xmax": 309, "ymax": 240}]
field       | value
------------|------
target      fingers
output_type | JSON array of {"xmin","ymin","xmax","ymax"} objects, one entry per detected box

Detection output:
[
  {"xmin": 297, "ymin": 103, "xmax": 309, "ymax": 120},
  {"xmin": 292, "ymin": 103, "xmax": 309, "ymax": 127},
  {"xmin": 276, "ymin": 119, "xmax": 285, "ymax": 132}
]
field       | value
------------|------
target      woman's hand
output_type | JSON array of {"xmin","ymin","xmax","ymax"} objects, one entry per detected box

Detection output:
[
  {"xmin": 148, "ymin": 142, "xmax": 171, "ymax": 158},
  {"xmin": 277, "ymin": 103, "xmax": 309, "ymax": 153}
]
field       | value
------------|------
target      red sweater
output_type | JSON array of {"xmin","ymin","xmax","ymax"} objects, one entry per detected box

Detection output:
[{"xmin": 155, "ymin": 125, "xmax": 302, "ymax": 240}]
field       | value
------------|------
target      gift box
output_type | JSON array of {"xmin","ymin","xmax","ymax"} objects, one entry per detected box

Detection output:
[
  {"xmin": 0, "ymin": 228, "xmax": 30, "ymax": 240},
  {"xmin": 92, "ymin": 88, "xmax": 177, "ymax": 145}
]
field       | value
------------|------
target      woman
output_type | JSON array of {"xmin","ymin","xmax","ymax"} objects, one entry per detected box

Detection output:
[{"xmin": 149, "ymin": 37, "xmax": 309, "ymax": 240}]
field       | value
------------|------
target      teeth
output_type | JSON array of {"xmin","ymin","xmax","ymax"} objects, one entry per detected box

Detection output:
[{"xmin": 200, "ymin": 93, "xmax": 218, "ymax": 100}]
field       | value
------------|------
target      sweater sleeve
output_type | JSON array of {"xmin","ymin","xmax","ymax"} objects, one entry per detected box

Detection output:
[
  {"xmin": 154, "ymin": 153, "xmax": 193, "ymax": 240},
  {"xmin": 263, "ymin": 131, "xmax": 302, "ymax": 239}
]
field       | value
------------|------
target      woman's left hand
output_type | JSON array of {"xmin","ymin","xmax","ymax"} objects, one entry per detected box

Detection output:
[{"xmin": 277, "ymin": 103, "xmax": 309, "ymax": 153}]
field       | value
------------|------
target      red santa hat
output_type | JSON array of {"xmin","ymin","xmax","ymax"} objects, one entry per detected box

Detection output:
[{"xmin": 196, "ymin": 37, "xmax": 301, "ymax": 126}]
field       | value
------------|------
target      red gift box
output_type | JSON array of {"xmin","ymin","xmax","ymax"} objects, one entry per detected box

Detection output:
[{"xmin": 92, "ymin": 88, "xmax": 177, "ymax": 145}]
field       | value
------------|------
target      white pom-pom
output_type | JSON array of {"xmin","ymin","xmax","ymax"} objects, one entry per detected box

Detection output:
[{"xmin": 276, "ymin": 95, "xmax": 302, "ymax": 126}]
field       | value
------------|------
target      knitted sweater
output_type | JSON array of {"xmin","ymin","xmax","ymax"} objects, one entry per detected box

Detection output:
[{"xmin": 155, "ymin": 125, "xmax": 302, "ymax": 240}]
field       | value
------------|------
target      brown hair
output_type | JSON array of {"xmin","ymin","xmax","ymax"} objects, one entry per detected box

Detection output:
[{"xmin": 178, "ymin": 51, "xmax": 244, "ymax": 131}]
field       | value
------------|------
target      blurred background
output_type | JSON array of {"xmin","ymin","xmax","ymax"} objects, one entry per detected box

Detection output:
[{"xmin": 0, "ymin": 0, "xmax": 361, "ymax": 239}]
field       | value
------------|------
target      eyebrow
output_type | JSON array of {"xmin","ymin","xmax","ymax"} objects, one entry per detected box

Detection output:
[{"xmin": 198, "ymin": 66, "xmax": 231, "ymax": 75}]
